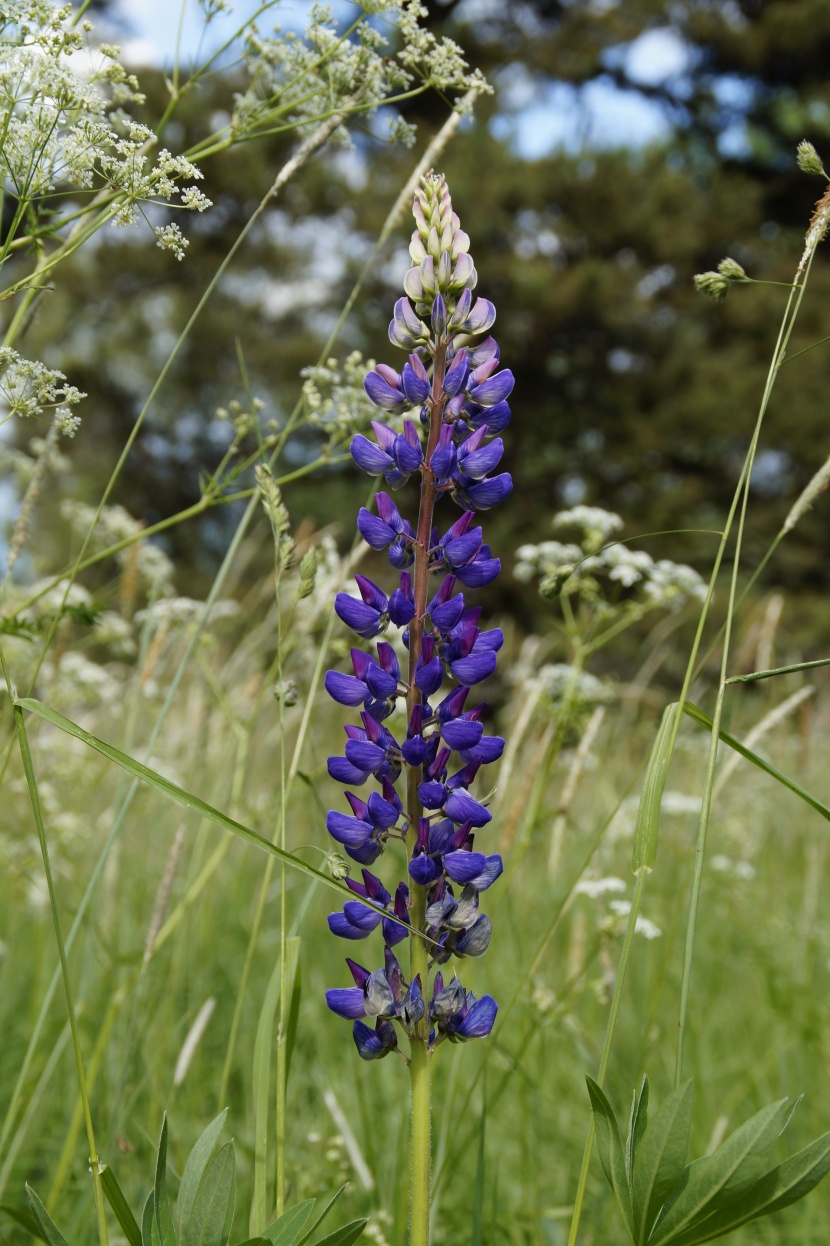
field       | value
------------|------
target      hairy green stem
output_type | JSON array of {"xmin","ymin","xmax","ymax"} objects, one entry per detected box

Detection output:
[{"xmin": 404, "ymin": 339, "xmax": 446, "ymax": 1246}]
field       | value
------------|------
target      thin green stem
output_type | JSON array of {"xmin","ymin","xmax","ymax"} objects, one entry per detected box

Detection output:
[
  {"xmin": 674, "ymin": 242, "xmax": 816, "ymax": 1088},
  {"xmin": 0, "ymin": 648, "xmax": 108, "ymax": 1246},
  {"xmin": 566, "ymin": 869, "xmax": 648, "ymax": 1246}
]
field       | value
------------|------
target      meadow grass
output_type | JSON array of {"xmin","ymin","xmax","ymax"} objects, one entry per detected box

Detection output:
[
  {"xmin": 1, "ymin": 592, "xmax": 829, "ymax": 1244},
  {"xmin": 2, "ymin": 9, "xmax": 830, "ymax": 1245}
]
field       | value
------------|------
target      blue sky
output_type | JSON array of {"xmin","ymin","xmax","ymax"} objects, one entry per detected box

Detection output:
[{"xmin": 115, "ymin": 0, "xmax": 688, "ymax": 158}]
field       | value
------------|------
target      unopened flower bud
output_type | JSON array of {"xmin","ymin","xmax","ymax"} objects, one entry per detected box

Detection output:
[
  {"xmin": 717, "ymin": 257, "xmax": 747, "ymax": 281},
  {"xmin": 693, "ymin": 270, "xmax": 730, "ymax": 302},
  {"xmin": 797, "ymin": 139, "xmax": 826, "ymax": 177}
]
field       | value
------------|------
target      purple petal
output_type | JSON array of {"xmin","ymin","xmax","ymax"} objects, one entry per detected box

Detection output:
[
  {"xmin": 461, "ymin": 473, "xmax": 513, "ymax": 510},
  {"xmin": 402, "ymin": 362, "xmax": 431, "ymax": 405},
  {"xmin": 468, "ymin": 400, "xmax": 511, "ymax": 434},
  {"xmin": 460, "ymin": 439, "xmax": 504, "ymax": 480},
  {"xmin": 444, "ymin": 851, "xmax": 503, "ymax": 890},
  {"xmin": 442, "ymin": 719, "xmax": 484, "ymax": 750},
  {"xmin": 327, "ymin": 755, "xmax": 370, "ymax": 785},
  {"xmin": 453, "ymin": 914, "xmax": 493, "ymax": 958},
  {"xmin": 415, "ymin": 656, "xmax": 444, "ymax": 696},
  {"xmin": 325, "ymin": 670, "xmax": 368, "ymax": 707},
  {"xmin": 444, "ymin": 789, "xmax": 492, "ymax": 827},
  {"xmin": 394, "ymin": 432, "xmax": 423, "ymax": 473},
  {"xmin": 351, "ymin": 434, "xmax": 394, "ymax": 474},
  {"xmin": 468, "ymin": 369, "xmax": 514, "ymax": 407},
  {"xmin": 345, "ymin": 740, "xmax": 386, "ymax": 771},
  {"xmin": 328, "ymin": 912, "xmax": 371, "ymax": 939},
  {"xmin": 326, "ymin": 811, "xmax": 374, "ymax": 848},
  {"xmin": 334, "ymin": 593, "xmax": 382, "ymax": 638},
  {"xmin": 450, "ymin": 651, "xmax": 498, "ymax": 686},
  {"xmin": 357, "ymin": 508, "xmax": 395, "ymax": 550},
  {"xmin": 363, "ymin": 372, "xmax": 406, "ymax": 413},
  {"xmin": 452, "ymin": 994, "xmax": 498, "ymax": 1038},
  {"xmin": 459, "ymin": 735, "xmax": 505, "ymax": 766},
  {"xmin": 409, "ymin": 854, "xmax": 445, "ymax": 886},
  {"xmin": 456, "ymin": 558, "xmax": 501, "ymax": 588},
  {"xmin": 343, "ymin": 900, "xmax": 383, "ymax": 931},
  {"xmin": 326, "ymin": 987, "xmax": 366, "ymax": 1020}
]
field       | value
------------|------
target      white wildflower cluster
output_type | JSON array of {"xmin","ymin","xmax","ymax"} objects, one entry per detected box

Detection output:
[
  {"xmin": 515, "ymin": 505, "xmax": 705, "ymax": 619},
  {"xmin": 606, "ymin": 899, "xmax": 662, "ymax": 941},
  {"xmin": 0, "ymin": 347, "xmax": 86, "ymax": 436},
  {"xmin": 574, "ymin": 875, "xmax": 626, "ymax": 900},
  {"xmin": 574, "ymin": 875, "xmax": 661, "ymax": 940},
  {"xmin": 135, "ymin": 597, "xmax": 240, "ymax": 629},
  {"xmin": 235, "ymin": 1, "xmax": 489, "ymax": 148},
  {"xmin": 0, "ymin": 4, "xmax": 210, "ymax": 248},
  {"xmin": 553, "ymin": 505, "xmax": 624, "ymax": 552},
  {"xmin": 538, "ymin": 663, "xmax": 611, "ymax": 708},
  {"xmin": 60, "ymin": 501, "xmax": 176, "ymax": 598},
  {"xmin": 364, "ymin": 1210, "xmax": 393, "ymax": 1246},
  {"xmin": 302, "ymin": 353, "xmax": 384, "ymax": 443}
]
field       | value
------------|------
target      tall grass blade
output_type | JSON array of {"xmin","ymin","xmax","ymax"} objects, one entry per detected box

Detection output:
[
  {"xmin": 682, "ymin": 701, "xmax": 830, "ymax": 822},
  {"xmin": 100, "ymin": 1167, "xmax": 142, "ymax": 1246},
  {"xmin": 633, "ymin": 703, "xmax": 678, "ymax": 875}
]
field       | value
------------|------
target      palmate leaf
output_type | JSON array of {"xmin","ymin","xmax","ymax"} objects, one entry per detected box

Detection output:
[
  {"xmin": 649, "ymin": 1098, "xmax": 796, "ymax": 1244},
  {"xmin": 586, "ymin": 1079, "xmax": 634, "ymax": 1242},
  {"xmin": 183, "ymin": 1142, "xmax": 235, "ymax": 1246},
  {"xmin": 626, "ymin": 1076, "xmax": 650, "ymax": 1189},
  {"xmin": 664, "ymin": 1131, "xmax": 830, "ymax": 1245},
  {"xmin": 24, "ymin": 1187, "xmax": 68, "ymax": 1246},
  {"xmin": 313, "ymin": 1221, "xmax": 367, "ymax": 1246},
  {"xmin": 177, "ymin": 1111, "xmax": 230, "ymax": 1244},
  {"xmin": 588, "ymin": 1080, "xmax": 830, "ymax": 1246},
  {"xmin": 154, "ymin": 1114, "xmax": 177, "ymax": 1246},
  {"xmin": 261, "ymin": 1200, "xmax": 315, "ymax": 1244},
  {"xmin": 632, "ymin": 1079, "xmax": 694, "ymax": 1245}
]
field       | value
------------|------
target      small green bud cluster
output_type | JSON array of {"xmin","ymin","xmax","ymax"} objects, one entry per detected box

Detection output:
[
  {"xmin": 297, "ymin": 546, "xmax": 322, "ymax": 600},
  {"xmin": 693, "ymin": 256, "xmax": 748, "ymax": 302},
  {"xmin": 797, "ymin": 140, "xmax": 826, "ymax": 178}
]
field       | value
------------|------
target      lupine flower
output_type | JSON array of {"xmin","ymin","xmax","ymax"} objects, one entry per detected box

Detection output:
[{"xmin": 323, "ymin": 173, "xmax": 512, "ymax": 1065}]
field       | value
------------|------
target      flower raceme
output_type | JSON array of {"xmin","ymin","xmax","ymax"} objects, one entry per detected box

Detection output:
[{"xmin": 324, "ymin": 173, "xmax": 510, "ymax": 1060}]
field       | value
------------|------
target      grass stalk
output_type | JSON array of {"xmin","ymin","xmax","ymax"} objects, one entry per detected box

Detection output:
[{"xmin": 0, "ymin": 650, "xmax": 108, "ymax": 1246}]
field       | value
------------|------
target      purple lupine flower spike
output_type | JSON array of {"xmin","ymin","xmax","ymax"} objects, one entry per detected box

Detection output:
[{"xmin": 324, "ymin": 173, "xmax": 513, "ymax": 1089}]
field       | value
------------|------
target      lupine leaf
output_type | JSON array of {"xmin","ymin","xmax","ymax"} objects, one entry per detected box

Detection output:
[
  {"xmin": 101, "ymin": 1164, "xmax": 143, "ymax": 1246},
  {"xmin": 24, "ymin": 1187, "xmax": 67, "ymax": 1246},
  {"xmin": 0, "ymin": 1204, "xmax": 41, "ymax": 1238},
  {"xmin": 625, "ymin": 1076, "xmax": 649, "ymax": 1188},
  {"xmin": 585, "ymin": 1078, "xmax": 634, "ymax": 1241},
  {"xmin": 142, "ymin": 1192, "xmax": 156, "ymax": 1246},
  {"xmin": 295, "ymin": 1187, "xmax": 346, "ymax": 1245},
  {"xmin": 664, "ymin": 1131, "xmax": 830, "ymax": 1246},
  {"xmin": 649, "ymin": 1099, "xmax": 795, "ymax": 1244},
  {"xmin": 631, "ymin": 1079, "xmax": 693, "ymax": 1245},
  {"xmin": 183, "ymin": 1141, "xmax": 235, "ymax": 1246},
  {"xmin": 313, "ymin": 1220, "xmax": 367, "ymax": 1246},
  {"xmin": 176, "ymin": 1111, "xmax": 229, "ymax": 1243},
  {"xmin": 154, "ymin": 1114, "xmax": 176, "ymax": 1246},
  {"xmin": 232, "ymin": 1240, "xmax": 269, "ymax": 1245},
  {"xmin": 261, "ymin": 1200, "xmax": 315, "ymax": 1244}
]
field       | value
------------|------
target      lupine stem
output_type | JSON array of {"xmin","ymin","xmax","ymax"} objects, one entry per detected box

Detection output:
[{"xmin": 405, "ymin": 340, "xmax": 447, "ymax": 1246}]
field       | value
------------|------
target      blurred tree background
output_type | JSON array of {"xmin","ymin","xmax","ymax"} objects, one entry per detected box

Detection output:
[{"xmin": 8, "ymin": 0, "xmax": 830, "ymax": 637}]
